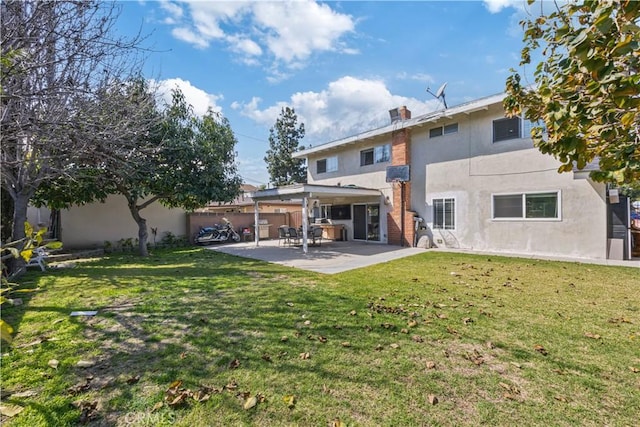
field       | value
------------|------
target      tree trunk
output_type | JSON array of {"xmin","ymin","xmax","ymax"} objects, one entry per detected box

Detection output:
[
  {"xmin": 7, "ymin": 191, "xmax": 31, "ymax": 276},
  {"xmin": 125, "ymin": 196, "xmax": 149, "ymax": 257}
]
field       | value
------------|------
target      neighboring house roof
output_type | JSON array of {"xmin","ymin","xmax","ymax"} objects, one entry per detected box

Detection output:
[
  {"xmin": 294, "ymin": 92, "xmax": 507, "ymax": 158},
  {"xmin": 205, "ymin": 184, "xmax": 302, "ymax": 209}
]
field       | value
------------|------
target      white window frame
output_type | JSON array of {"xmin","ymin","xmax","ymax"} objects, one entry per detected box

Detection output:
[
  {"xmin": 360, "ymin": 144, "xmax": 390, "ymax": 166},
  {"xmin": 429, "ymin": 123, "xmax": 458, "ymax": 138},
  {"xmin": 317, "ymin": 156, "xmax": 338, "ymax": 174},
  {"xmin": 432, "ymin": 197, "xmax": 456, "ymax": 230},
  {"xmin": 493, "ymin": 115, "xmax": 547, "ymax": 143},
  {"xmin": 491, "ymin": 190, "xmax": 562, "ymax": 221}
]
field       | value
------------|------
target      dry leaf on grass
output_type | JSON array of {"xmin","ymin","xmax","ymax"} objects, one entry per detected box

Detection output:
[
  {"xmin": 11, "ymin": 390, "xmax": 38, "ymax": 398},
  {"xmin": 283, "ymin": 394, "xmax": 296, "ymax": 409},
  {"xmin": 349, "ymin": 310, "xmax": 357, "ymax": 316},
  {"xmin": 299, "ymin": 352, "xmax": 310, "ymax": 360},
  {"xmin": 72, "ymin": 400, "xmax": 98, "ymax": 424},
  {"xmin": 534, "ymin": 345, "xmax": 548, "ymax": 356},
  {"xmin": 126, "ymin": 375, "xmax": 141, "ymax": 385},
  {"xmin": 428, "ymin": 394, "xmax": 438, "ymax": 405},
  {"xmin": 390, "ymin": 343, "xmax": 400, "ymax": 349},
  {"xmin": 243, "ymin": 396, "xmax": 258, "ymax": 410},
  {"xmin": 48, "ymin": 359, "xmax": 59, "ymax": 369},
  {"xmin": 331, "ymin": 418, "xmax": 346, "ymax": 427},
  {"xmin": 584, "ymin": 332, "xmax": 601, "ymax": 340},
  {"xmin": 426, "ymin": 361, "xmax": 436, "ymax": 369},
  {"xmin": 151, "ymin": 402, "xmax": 164, "ymax": 412},
  {"xmin": 629, "ymin": 366, "xmax": 639, "ymax": 373},
  {"xmin": 261, "ymin": 354, "xmax": 272, "ymax": 362},
  {"xmin": 412, "ymin": 335, "xmax": 424, "ymax": 343},
  {"xmin": 0, "ymin": 403, "xmax": 24, "ymax": 417},
  {"xmin": 228, "ymin": 359, "xmax": 240, "ymax": 369},
  {"xmin": 341, "ymin": 342, "xmax": 351, "ymax": 347}
]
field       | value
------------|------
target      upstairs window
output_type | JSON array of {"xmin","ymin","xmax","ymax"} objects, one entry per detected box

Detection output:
[
  {"xmin": 429, "ymin": 123, "xmax": 458, "ymax": 138},
  {"xmin": 360, "ymin": 144, "xmax": 390, "ymax": 166},
  {"xmin": 317, "ymin": 156, "xmax": 338, "ymax": 174},
  {"xmin": 493, "ymin": 117, "xmax": 521, "ymax": 142}
]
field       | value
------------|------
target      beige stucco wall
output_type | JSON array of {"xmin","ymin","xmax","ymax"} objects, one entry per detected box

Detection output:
[
  {"xmin": 410, "ymin": 106, "xmax": 608, "ymax": 259},
  {"xmin": 60, "ymin": 195, "xmax": 186, "ymax": 249},
  {"xmin": 304, "ymin": 101, "xmax": 609, "ymax": 259},
  {"xmin": 306, "ymin": 137, "xmax": 392, "ymax": 242}
]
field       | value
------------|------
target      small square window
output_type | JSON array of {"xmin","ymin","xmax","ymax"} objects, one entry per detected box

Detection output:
[
  {"xmin": 444, "ymin": 123, "xmax": 458, "ymax": 134},
  {"xmin": 429, "ymin": 127, "xmax": 443, "ymax": 138},
  {"xmin": 493, "ymin": 117, "xmax": 521, "ymax": 142},
  {"xmin": 360, "ymin": 149, "xmax": 374, "ymax": 166},
  {"xmin": 317, "ymin": 159, "xmax": 327, "ymax": 174}
]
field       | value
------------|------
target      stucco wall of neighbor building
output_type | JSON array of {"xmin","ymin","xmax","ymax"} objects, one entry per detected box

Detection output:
[
  {"xmin": 60, "ymin": 195, "xmax": 187, "ymax": 249},
  {"xmin": 410, "ymin": 106, "xmax": 608, "ymax": 259}
]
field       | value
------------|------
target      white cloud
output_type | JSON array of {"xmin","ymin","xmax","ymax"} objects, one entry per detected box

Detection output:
[
  {"xmin": 396, "ymin": 72, "xmax": 435, "ymax": 84},
  {"xmin": 483, "ymin": 0, "xmax": 521, "ymax": 14},
  {"xmin": 157, "ymin": 0, "xmax": 356, "ymax": 76},
  {"xmin": 233, "ymin": 76, "xmax": 441, "ymax": 145},
  {"xmin": 154, "ymin": 78, "xmax": 223, "ymax": 116}
]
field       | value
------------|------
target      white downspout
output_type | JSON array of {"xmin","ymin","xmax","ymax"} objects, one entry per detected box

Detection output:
[{"xmin": 302, "ymin": 196, "xmax": 308, "ymax": 254}]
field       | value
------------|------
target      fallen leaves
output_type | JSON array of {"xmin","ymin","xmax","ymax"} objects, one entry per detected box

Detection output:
[
  {"xmin": 72, "ymin": 400, "xmax": 98, "ymax": 424},
  {"xmin": 48, "ymin": 359, "xmax": 59, "ymax": 369},
  {"xmin": 0, "ymin": 403, "xmax": 24, "ymax": 417},
  {"xmin": 299, "ymin": 352, "xmax": 311, "ymax": 360},
  {"xmin": 534, "ymin": 345, "xmax": 548, "ymax": 356},
  {"xmin": 427, "ymin": 394, "xmax": 439, "ymax": 405},
  {"xmin": 584, "ymin": 332, "xmax": 601, "ymax": 340},
  {"xmin": 283, "ymin": 394, "xmax": 296, "ymax": 409}
]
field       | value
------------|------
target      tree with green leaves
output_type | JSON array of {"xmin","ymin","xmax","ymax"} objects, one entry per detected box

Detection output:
[
  {"xmin": 42, "ymin": 87, "xmax": 242, "ymax": 257},
  {"xmin": 264, "ymin": 107, "xmax": 307, "ymax": 186},
  {"xmin": 504, "ymin": 0, "xmax": 639, "ymax": 186}
]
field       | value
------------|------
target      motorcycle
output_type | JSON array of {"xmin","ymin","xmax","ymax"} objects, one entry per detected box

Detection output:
[{"xmin": 194, "ymin": 218, "xmax": 241, "ymax": 245}]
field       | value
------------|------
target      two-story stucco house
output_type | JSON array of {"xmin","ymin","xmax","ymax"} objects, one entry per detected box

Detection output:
[{"xmin": 251, "ymin": 92, "xmax": 635, "ymax": 261}]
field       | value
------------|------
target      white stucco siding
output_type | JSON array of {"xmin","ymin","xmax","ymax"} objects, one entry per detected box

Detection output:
[
  {"xmin": 60, "ymin": 195, "xmax": 186, "ymax": 249},
  {"xmin": 417, "ymin": 150, "xmax": 607, "ymax": 259},
  {"xmin": 409, "ymin": 106, "xmax": 608, "ymax": 260}
]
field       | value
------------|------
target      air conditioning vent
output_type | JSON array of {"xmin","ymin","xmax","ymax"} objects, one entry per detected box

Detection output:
[{"xmin": 389, "ymin": 108, "xmax": 400, "ymax": 123}]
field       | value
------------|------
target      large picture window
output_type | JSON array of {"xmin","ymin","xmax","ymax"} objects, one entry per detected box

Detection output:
[
  {"xmin": 493, "ymin": 192, "xmax": 560, "ymax": 219},
  {"xmin": 433, "ymin": 198, "xmax": 455, "ymax": 230}
]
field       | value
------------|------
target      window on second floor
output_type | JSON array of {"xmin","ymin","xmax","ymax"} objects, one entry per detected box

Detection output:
[
  {"xmin": 360, "ymin": 144, "xmax": 390, "ymax": 166},
  {"xmin": 493, "ymin": 117, "xmax": 521, "ymax": 142},
  {"xmin": 429, "ymin": 123, "xmax": 458, "ymax": 138},
  {"xmin": 317, "ymin": 156, "xmax": 338, "ymax": 174}
]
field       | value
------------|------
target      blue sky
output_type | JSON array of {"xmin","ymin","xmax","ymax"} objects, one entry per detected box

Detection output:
[{"xmin": 116, "ymin": 0, "xmax": 537, "ymax": 186}]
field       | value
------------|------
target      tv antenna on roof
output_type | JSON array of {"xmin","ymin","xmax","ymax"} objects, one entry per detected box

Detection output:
[{"xmin": 426, "ymin": 82, "xmax": 448, "ymax": 109}]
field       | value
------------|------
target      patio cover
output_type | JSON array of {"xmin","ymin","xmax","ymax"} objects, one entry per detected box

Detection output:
[{"xmin": 249, "ymin": 184, "xmax": 382, "ymax": 253}]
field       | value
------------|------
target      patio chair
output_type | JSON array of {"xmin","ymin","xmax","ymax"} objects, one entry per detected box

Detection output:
[
  {"xmin": 278, "ymin": 226, "xmax": 290, "ymax": 246},
  {"xmin": 26, "ymin": 247, "xmax": 47, "ymax": 271},
  {"xmin": 288, "ymin": 227, "xmax": 301, "ymax": 246},
  {"xmin": 311, "ymin": 227, "xmax": 323, "ymax": 246}
]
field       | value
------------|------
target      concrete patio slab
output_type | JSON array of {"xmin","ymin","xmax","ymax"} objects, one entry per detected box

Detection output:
[{"xmin": 206, "ymin": 239, "xmax": 425, "ymax": 274}]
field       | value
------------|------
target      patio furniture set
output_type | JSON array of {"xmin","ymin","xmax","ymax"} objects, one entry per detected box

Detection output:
[{"xmin": 278, "ymin": 225, "xmax": 323, "ymax": 247}]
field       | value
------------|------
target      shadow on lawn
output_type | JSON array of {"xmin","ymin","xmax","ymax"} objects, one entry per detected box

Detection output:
[{"xmin": 9, "ymin": 249, "xmax": 396, "ymax": 425}]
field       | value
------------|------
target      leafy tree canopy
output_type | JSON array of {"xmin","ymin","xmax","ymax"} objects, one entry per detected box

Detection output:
[
  {"xmin": 504, "ymin": 0, "xmax": 639, "ymax": 186},
  {"xmin": 264, "ymin": 107, "xmax": 307, "ymax": 186}
]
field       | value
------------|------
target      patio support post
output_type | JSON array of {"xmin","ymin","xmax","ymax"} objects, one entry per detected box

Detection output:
[
  {"xmin": 302, "ymin": 196, "xmax": 308, "ymax": 254},
  {"xmin": 254, "ymin": 201, "xmax": 260, "ymax": 247}
]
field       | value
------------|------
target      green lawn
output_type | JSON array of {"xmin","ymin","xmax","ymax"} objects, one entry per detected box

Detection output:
[{"xmin": 1, "ymin": 248, "xmax": 639, "ymax": 426}]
